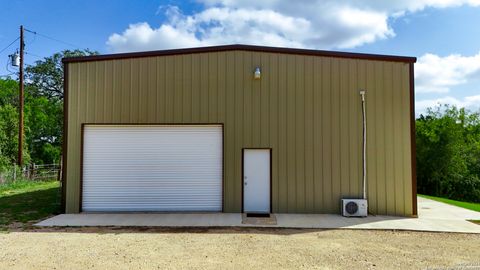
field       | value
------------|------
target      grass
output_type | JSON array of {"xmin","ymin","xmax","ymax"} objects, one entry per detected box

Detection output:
[
  {"xmin": 419, "ymin": 194, "xmax": 480, "ymax": 212},
  {"xmin": 0, "ymin": 180, "xmax": 61, "ymax": 229}
]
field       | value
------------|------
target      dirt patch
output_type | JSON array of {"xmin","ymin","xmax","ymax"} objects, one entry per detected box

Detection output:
[{"xmin": 0, "ymin": 228, "xmax": 479, "ymax": 269}]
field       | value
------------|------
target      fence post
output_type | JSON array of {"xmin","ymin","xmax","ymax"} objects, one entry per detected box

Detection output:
[
  {"xmin": 57, "ymin": 157, "xmax": 62, "ymax": 182},
  {"xmin": 13, "ymin": 164, "xmax": 17, "ymax": 181},
  {"xmin": 30, "ymin": 163, "xmax": 35, "ymax": 180}
]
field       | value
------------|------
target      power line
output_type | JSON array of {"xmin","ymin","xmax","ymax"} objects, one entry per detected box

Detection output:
[
  {"xmin": 25, "ymin": 31, "xmax": 36, "ymax": 45},
  {"xmin": 24, "ymin": 28, "xmax": 81, "ymax": 49},
  {"xmin": 25, "ymin": 51, "xmax": 44, "ymax": 59},
  {"xmin": 0, "ymin": 36, "xmax": 20, "ymax": 54},
  {"xmin": 25, "ymin": 51, "xmax": 63, "ymax": 69}
]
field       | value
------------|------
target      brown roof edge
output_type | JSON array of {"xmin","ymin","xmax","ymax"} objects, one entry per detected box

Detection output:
[{"xmin": 62, "ymin": 44, "xmax": 417, "ymax": 64}]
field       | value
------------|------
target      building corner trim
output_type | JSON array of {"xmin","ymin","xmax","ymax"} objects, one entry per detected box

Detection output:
[{"xmin": 409, "ymin": 63, "xmax": 417, "ymax": 217}]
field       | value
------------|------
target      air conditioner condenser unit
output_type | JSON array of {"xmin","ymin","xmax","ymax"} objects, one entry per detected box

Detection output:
[{"xmin": 341, "ymin": 199, "xmax": 368, "ymax": 217}]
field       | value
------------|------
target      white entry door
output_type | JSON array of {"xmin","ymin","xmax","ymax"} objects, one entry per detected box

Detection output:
[{"xmin": 243, "ymin": 149, "xmax": 271, "ymax": 213}]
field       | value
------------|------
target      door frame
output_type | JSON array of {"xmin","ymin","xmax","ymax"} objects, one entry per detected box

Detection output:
[
  {"xmin": 241, "ymin": 148, "xmax": 272, "ymax": 213},
  {"xmin": 80, "ymin": 123, "xmax": 225, "ymax": 213}
]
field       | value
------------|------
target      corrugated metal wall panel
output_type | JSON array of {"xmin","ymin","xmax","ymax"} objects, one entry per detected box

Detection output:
[
  {"xmin": 82, "ymin": 125, "xmax": 223, "ymax": 212},
  {"xmin": 65, "ymin": 51, "xmax": 413, "ymax": 216}
]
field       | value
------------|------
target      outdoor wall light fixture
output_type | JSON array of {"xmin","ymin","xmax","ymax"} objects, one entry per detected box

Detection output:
[{"xmin": 254, "ymin": 67, "xmax": 261, "ymax": 80}]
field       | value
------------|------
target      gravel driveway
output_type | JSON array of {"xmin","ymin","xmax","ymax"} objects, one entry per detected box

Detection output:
[{"xmin": 1, "ymin": 227, "xmax": 479, "ymax": 269}]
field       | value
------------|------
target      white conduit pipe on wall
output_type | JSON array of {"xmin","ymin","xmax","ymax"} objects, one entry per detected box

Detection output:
[{"xmin": 360, "ymin": 90, "xmax": 367, "ymax": 200}]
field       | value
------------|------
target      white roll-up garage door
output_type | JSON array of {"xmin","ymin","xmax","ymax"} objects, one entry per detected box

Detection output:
[{"xmin": 82, "ymin": 125, "xmax": 223, "ymax": 212}]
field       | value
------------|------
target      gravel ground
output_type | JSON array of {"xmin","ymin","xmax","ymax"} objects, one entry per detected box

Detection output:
[{"xmin": 0, "ymin": 227, "xmax": 479, "ymax": 270}]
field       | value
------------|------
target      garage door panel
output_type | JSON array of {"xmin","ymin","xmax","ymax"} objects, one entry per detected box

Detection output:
[{"xmin": 82, "ymin": 125, "xmax": 223, "ymax": 212}]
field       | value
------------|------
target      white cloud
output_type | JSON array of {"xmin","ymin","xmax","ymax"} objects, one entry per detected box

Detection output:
[
  {"xmin": 414, "ymin": 51, "xmax": 480, "ymax": 115},
  {"xmin": 415, "ymin": 52, "xmax": 480, "ymax": 93},
  {"xmin": 107, "ymin": 7, "xmax": 310, "ymax": 51},
  {"xmin": 200, "ymin": 0, "xmax": 480, "ymax": 13},
  {"xmin": 106, "ymin": 0, "xmax": 480, "ymax": 53},
  {"xmin": 416, "ymin": 95, "xmax": 480, "ymax": 115},
  {"xmin": 107, "ymin": 22, "xmax": 204, "ymax": 52}
]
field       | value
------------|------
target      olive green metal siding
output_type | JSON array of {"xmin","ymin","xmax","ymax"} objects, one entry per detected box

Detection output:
[{"xmin": 65, "ymin": 51, "xmax": 413, "ymax": 216}]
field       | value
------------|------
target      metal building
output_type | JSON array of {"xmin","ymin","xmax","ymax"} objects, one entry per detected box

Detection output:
[{"xmin": 62, "ymin": 44, "xmax": 417, "ymax": 216}]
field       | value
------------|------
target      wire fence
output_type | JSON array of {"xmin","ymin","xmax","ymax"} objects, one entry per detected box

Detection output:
[
  {"xmin": 0, "ymin": 163, "xmax": 61, "ymax": 184},
  {"xmin": 27, "ymin": 163, "xmax": 61, "ymax": 181}
]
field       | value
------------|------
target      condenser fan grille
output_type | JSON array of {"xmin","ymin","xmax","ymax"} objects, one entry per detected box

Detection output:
[{"xmin": 345, "ymin": 201, "xmax": 359, "ymax": 215}]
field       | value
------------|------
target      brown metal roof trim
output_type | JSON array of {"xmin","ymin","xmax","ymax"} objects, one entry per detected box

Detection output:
[{"xmin": 62, "ymin": 44, "xmax": 417, "ymax": 64}]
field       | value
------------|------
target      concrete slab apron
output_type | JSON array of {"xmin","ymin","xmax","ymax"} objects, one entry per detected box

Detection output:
[{"xmin": 36, "ymin": 197, "xmax": 480, "ymax": 233}]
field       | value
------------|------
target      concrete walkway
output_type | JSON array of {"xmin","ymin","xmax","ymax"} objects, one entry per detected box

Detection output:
[{"xmin": 36, "ymin": 197, "xmax": 480, "ymax": 233}]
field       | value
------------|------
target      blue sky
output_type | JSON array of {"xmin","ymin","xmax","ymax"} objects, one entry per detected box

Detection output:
[{"xmin": 1, "ymin": 0, "xmax": 479, "ymax": 114}]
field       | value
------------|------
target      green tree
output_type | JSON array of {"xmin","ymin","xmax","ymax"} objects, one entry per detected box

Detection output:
[
  {"xmin": 0, "ymin": 78, "xmax": 28, "ymax": 169},
  {"xmin": 24, "ymin": 49, "xmax": 97, "ymax": 164},
  {"xmin": 416, "ymin": 105, "xmax": 480, "ymax": 202},
  {"xmin": 25, "ymin": 49, "xmax": 97, "ymax": 99},
  {"xmin": 0, "ymin": 104, "xmax": 19, "ymax": 168},
  {"xmin": 24, "ymin": 93, "xmax": 62, "ymax": 164},
  {"xmin": 0, "ymin": 49, "xmax": 97, "ymax": 169},
  {"xmin": 0, "ymin": 78, "xmax": 17, "ymax": 106}
]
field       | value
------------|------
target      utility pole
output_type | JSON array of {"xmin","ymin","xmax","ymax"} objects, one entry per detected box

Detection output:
[{"xmin": 18, "ymin": 25, "xmax": 24, "ymax": 166}]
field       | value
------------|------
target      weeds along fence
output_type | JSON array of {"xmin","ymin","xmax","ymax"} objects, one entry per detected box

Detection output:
[{"xmin": 0, "ymin": 163, "xmax": 61, "ymax": 184}]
